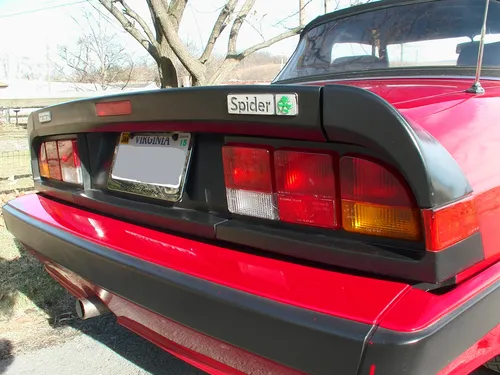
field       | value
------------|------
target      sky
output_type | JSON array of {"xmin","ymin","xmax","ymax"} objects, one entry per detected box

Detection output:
[{"xmin": 0, "ymin": 0, "xmax": 357, "ymax": 80}]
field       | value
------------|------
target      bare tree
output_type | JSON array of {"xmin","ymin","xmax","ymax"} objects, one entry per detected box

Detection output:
[
  {"xmin": 98, "ymin": 0, "xmax": 306, "ymax": 87},
  {"xmin": 0, "ymin": 54, "xmax": 9, "ymax": 79},
  {"xmin": 17, "ymin": 57, "xmax": 43, "ymax": 80},
  {"xmin": 326, "ymin": 0, "xmax": 372, "ymax": 13},
  {"xmin": 58, "ymin": 11, "xmax": 135, "ymax": 91},
  {"xmin": 300, "ymin": 0, "xmax": 306, "ymax": 26}
]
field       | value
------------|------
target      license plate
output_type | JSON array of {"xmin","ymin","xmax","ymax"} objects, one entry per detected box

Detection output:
[{"xmin": 108, "ymin": 132, "xmax": 193, "ymax": 202}]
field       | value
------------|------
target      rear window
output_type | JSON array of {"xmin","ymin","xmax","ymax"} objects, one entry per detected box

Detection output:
[{"xmin": 275, "ymin": 0, "xmax": 500, "ymax": 81}]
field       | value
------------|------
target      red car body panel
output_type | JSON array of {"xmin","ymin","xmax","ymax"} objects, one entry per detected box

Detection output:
[{"xmin": 436, "ymin": 323, "xmax": 500, "ymax": 375}]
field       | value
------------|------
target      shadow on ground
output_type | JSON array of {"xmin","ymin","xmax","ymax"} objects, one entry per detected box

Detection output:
[
  {"xmin": 0, "ymin": 235, "xmax": 204, "ymax": 375},
  {"xmin": 0, "ymin": 340, "xmax": 13, "ymax": 374}
]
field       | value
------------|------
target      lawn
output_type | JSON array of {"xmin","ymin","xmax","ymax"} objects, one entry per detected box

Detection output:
[
  {"xmin": 0, "ymin": 124, "xmax": 66, "ymax": 322},
  {"xmin": 0, "ymin": 199, "xmax": 73, "ymax": 322},
  {"xmin": 0, "ymin": 193, "xmax": 82, "ymax": 359}
]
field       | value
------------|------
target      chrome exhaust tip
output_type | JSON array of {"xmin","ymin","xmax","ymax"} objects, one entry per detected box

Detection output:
[{"xmin": 75, "ymin": 296, "xmax": 110, "ymax": 320}]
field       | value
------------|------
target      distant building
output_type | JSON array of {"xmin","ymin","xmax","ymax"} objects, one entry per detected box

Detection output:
[{"xmin": 220, "ymin": 80, "xmax": 270, "ymax": 85}]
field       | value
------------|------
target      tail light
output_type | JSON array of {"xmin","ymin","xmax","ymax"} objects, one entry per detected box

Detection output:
[
  {"xmin": 423, "ymin": 198, "xmax": 479, "ymax": 251},
  {"xmin": 274, "ymin": 150, "xmax": 337, "ymax": 228},
  {"xmin": 222, "ymin": 146, "xmax": 277, "ymax": 220},
  {"xmin": 340, "ymin": 157, "xmax": 421, "ymax": 241},
  {"xmin": 39, "ymin": 139, "xmax": 82, "ymax": 185},
  {"xmin": 223, "ymin": 145, "xmax": 337, "ymax": 228},
  {"xmin": 95, "ymin": 100, "xmax": 132, "ymax": 117},
  {"xmin": 222, "ymin": 145, "xmax": 479, "ymax": 251}
]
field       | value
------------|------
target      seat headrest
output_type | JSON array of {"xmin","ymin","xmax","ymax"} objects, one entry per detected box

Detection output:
[{"xmin": 457, "ymin": 41, "xmax": 500, "ymax": 67}]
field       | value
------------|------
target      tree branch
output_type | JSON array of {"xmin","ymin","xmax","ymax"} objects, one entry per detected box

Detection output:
[
  {"xmin": 168, "ymin": 0, "xmax": 188, "ymax": 30},
  {"xmin": 272, "ymin": 0, "xmax": 313, "ymax": 27},
  {"xmin": 148, "ymin": 0, "xmax": 205, "ymax": 81},
  {"xmin": 239, "ymin": 26, "xmax": 302, "ymax": 58},
  {"xmin": 118, "ymin": 0, "xmax": 156, "ymax": 44},
  {"xmin": 145, "ymin": 0, "xmax": 163, "ymax": 44},
  {"xmin": 227, "ymin": 0, "xmax": 255, "ymax": 55},
  {"xmin": 199, "ymin": 0, "xmax": 237, "ymax": 63},
  {"xmin": 98, "ymin": 0, "xmax": 160, "ymax": 60},
  {"xmin": 208, "ymin": 26, "xmax": 301, "ymax": 85}
]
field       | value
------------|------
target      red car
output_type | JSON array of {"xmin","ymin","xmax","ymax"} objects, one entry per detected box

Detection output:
[{"xmin": 4, "ymin": 0, "xmax": 500, "ymax": 374}]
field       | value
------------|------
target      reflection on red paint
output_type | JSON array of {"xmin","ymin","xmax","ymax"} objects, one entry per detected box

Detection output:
[
  {"xmin": 37, "ymin": 260, "xmax": 302, "ymax": 375},
  {"xmin": 436, "ymin": 324, "xmax": 500, "ymax": 375},
  {"xmin": 379, "ymin": 260, "xmax": 500, "ymax": 332}
]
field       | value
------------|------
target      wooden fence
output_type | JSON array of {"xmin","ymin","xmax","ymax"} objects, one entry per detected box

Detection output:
[{"xmin": 1, "ymin": 107, "xmax": 42, "ymax": 126}]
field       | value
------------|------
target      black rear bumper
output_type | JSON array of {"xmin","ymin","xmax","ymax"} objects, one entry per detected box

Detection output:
[
  {"xmin": 3, "ymin": 200, "xmax": 500, "ymax": 375},
  {"xmin": 2, "ymin": 201, "xmax": 369, "ymax": 375}
]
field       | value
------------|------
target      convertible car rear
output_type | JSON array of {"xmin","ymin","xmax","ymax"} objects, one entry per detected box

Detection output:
[{"xmin": 4, "ymin": 0, "xmax": 500, "ymax": 374}]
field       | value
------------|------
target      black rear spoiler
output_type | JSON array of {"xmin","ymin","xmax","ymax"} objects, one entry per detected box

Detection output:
[
  {"xmin": 323, "ymin": 85, "xmax": 471, "ymax": 208},
  {"xmin": 28, "ymin": 84, "xmax": 471, "ymax": 209}
]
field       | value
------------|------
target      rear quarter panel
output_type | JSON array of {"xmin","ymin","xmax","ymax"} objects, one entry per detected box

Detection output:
[{"xmin": 398, "ymin": 86, "xmax": 500, "ymax": 263}]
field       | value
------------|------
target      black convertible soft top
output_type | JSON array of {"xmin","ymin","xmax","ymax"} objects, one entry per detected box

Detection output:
[{"xmin": 302, "ymin": 0, "xmax": 497, "ymax": 44}]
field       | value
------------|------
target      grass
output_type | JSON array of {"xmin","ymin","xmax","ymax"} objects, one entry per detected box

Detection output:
[
  {"xmin": 0, "ymin": 128, "xmax": 66, "ymax": 321},
  {"xmin": 0, "ymin": 151, "xmax": 31, "ymax": 180},
  {"xmin": 0, "ymin": 213, "xmax": 73, "ymax": 322}
]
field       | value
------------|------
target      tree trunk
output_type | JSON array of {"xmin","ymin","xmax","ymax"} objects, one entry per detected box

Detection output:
[
  {"xmin": 207, "ymin": 58, "xmax": 239, "ymax": 86},
  {"xmin": 158, "ymin": 56, "xmax": 178, "ymax": 88},
  {"xmin": 156, "ymin": 41, "xmax": 179, "ymax": 88}
]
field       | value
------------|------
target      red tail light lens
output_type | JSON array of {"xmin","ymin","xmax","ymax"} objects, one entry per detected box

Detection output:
[
  {"xmin": 95, "ymin": 100, "xmax": 132, "ymax": 117},
  {"xmin": 275, "ymin": 151, "xmax": 337, "ymax": 228},
  {"xmin": 222, "ymin": 145, "xmax": 277, "ymax": 220},
  {"xmin": 340, "ymin": 156, "xmax": 422, "ymax": 240},
  {"xmin": 423, "ymin": 198, "xmax": 479, "ymax": 251},
  {"xmin": 39, "ymin": 139, "xmax": 82, "ymax": 185},
  {"xmin": 57, "ymin": 140, "xmax": 82, "ymax": 184},
  {"xmin": 341, "ymin": 157, "xmax": 412, "ymax": 206},
  {"xmin": 223, "ymin": 146, "xmax": 273, "ymax": 192}
]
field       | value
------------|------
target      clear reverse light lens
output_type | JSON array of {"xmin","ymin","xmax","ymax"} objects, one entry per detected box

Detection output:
[{"xmin": 226, "ymin": 188, "xmax": 278, "ymax": 220}]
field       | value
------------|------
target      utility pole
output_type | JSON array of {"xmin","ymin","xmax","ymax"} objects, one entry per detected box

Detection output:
[
  {"xmin": 324, "ymin": 0, "xmax": 328, "ymax": 14},
  {"xmin": 299, "ymin": 0, "xmax": 305, "ymax": 26}
]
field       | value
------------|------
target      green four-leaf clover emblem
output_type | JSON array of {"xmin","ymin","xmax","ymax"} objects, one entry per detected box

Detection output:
[{"xmin": 277, "ymin": 96, "xmax": 293, "ymax": 115}]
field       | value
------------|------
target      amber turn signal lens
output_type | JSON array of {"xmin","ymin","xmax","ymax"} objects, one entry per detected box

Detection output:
[
  {"xmin": 39, "ymin": 143, "xmax": 50, "ymax": 178},
  {"xmin": 342, "ymin": 200, "xmax": 422, "ymax": 241}
]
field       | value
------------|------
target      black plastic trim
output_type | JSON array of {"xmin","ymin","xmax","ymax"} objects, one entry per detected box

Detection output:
[
  {"xmin": 73, "ymin": 190, "xmax": 226, "ymax": 239},
  {"xmin": 29, "ymin": 85, "xmax": 325, "ymax": 142},
  {"xmin": 322, "ymin": 84, "xmax": 472, "ymax": 208},
  {"xmin": 2, "ymin": 201, "xmax": 369, "ymax": 375},
  {"xmin": 216, "ymin": 220, "xmax": 484, "ymax": 284}
]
